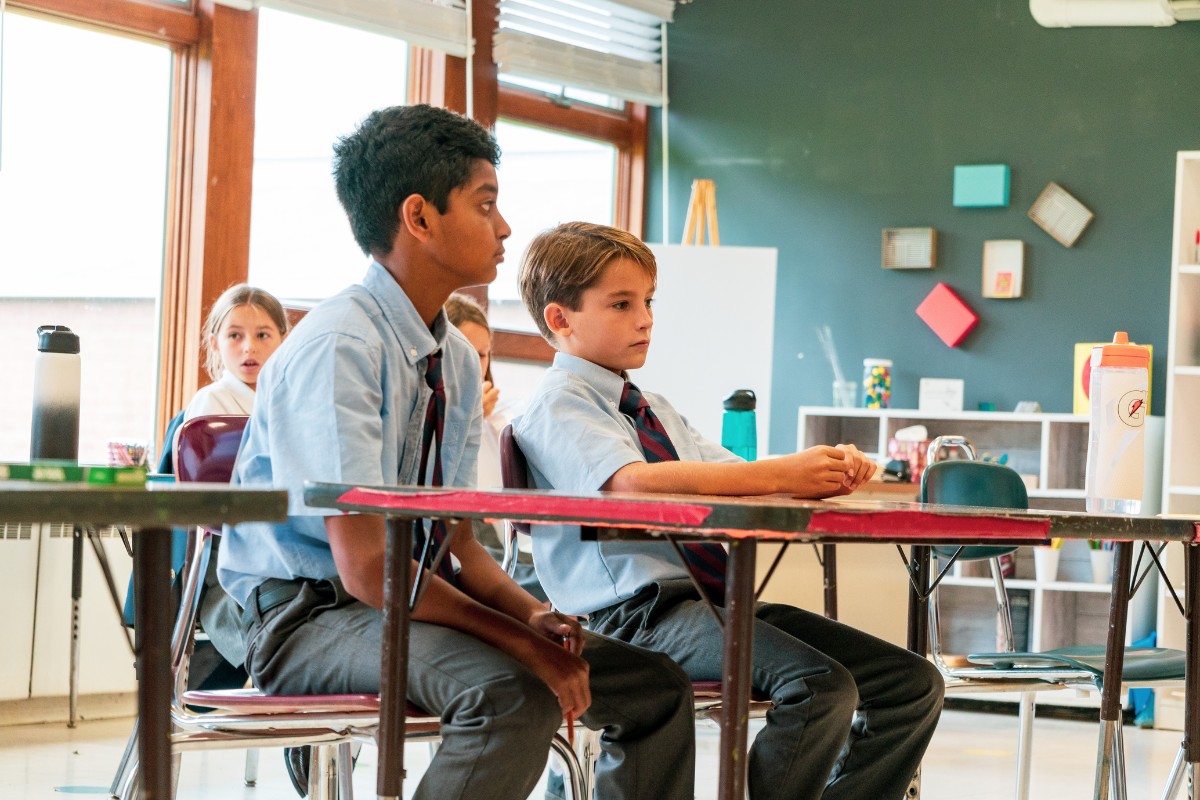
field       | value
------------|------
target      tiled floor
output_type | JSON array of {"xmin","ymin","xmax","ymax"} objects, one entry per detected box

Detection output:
[{"xmin": 0, "ymin": 708, "xmax": 1187, "ymax": 799}]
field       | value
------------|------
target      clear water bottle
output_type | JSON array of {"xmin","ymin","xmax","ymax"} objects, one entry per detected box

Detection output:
[
  {"xmin": 721, "ymin": 389, "xmax": 757, "ymax": 462},
  {"xmin": 30, "ymin": 325, "xmax": 81, "ymax": 463},
  {"xmin": 1084, "ymin": 331, "xmax": 1149, "ymax": 514}
]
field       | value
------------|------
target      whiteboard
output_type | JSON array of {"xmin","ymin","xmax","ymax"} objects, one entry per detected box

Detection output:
[{"xmin": 631, "ymin": 244, "xmax": 778, "ymax": 456}]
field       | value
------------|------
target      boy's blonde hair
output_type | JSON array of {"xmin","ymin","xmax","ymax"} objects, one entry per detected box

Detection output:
[
  {"xmin": 202, "ymin": 284, "xmax": 289, "ymax": 380},
  {"xmin": 518, "ymin": 222, "xmax": 657, "ymax": 343}
]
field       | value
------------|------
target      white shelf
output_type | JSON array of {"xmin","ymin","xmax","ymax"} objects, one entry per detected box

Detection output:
[
  {"xmin": 1156, "ymin": 150, "xmax": 1200, "ymax": 730},
  {"xmin": 798, "ymin": 406, "xmax": 1090, "ymax": 501}
]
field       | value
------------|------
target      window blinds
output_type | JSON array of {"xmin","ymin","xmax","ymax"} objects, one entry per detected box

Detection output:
[
  {"xmin": 493, "ymin": 0, "xmax": 674, "ymax": 106},
  {"xmin": 216, "ymin": 0, "xmax": 471, "ymax": 58}
]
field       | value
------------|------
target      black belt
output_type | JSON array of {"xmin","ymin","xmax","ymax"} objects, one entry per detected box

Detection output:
[{"xmin": 242, "ymin": 577, "xmax": 306, "ymax": 629}]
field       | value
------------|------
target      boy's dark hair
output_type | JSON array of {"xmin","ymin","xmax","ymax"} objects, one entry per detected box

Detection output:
[
  {"xmin": 519, "ymin": 222, "xmax": 657, "ymax": 343},
  {"xmin": 333, "ymin": 104, "xmax": 500, "ymax": 257}
]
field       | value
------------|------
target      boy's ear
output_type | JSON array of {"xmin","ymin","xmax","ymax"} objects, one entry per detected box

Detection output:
[
  {"xmin": 544, "ymin": 303, "xmax": 571, "ymax": 338},
  {"xmin": 398, "ymin": 193, "xmax": 433, "ymax": 241}
]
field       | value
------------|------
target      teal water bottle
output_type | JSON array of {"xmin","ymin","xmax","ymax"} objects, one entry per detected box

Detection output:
[{"xmin": 721, "ymin": 389, "xmax": 757, "ymax": 462}]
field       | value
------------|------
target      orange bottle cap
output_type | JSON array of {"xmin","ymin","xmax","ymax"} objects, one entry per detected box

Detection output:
[{"xmin": 1092, "ymin": 331, "xmax": 1150, "ymax": 368}]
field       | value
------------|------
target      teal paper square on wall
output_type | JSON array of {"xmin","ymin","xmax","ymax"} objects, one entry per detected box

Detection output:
[{"xmin": 953, "ymin": 164, "xmax": 1011, "ymax": 207}]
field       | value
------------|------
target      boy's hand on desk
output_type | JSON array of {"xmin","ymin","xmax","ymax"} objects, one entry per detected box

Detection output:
[
  {"xmin": 774, "ymin": 446, "xmax": 861, "ymax": 498},
  {"xmin": 834, "ymin": 443, "xmax": 877, "ymax": 493}
]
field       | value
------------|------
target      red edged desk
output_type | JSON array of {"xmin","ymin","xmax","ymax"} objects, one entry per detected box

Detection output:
[
  {"xmin": 0, "ymin": 482, "xmax": 287, "ymax": 800},
  {"xmin": 302, "ymin": 482, "xmax": 1200, "ymax": 800}
]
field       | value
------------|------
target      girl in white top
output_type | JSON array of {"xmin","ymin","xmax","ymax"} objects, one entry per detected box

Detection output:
[
  {"xmin": 445, "ymin": 293, "xmax": 546, "ymax": 602},
  {"xmin": 184, "ymin": 283, "xmax": 289, "ymax": 421}
]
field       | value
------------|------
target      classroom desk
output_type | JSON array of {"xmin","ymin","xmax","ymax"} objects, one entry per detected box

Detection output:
[
  {"xmin": 0, "ymin": 482, "xmax": 287, "ymax": 800},
  {"xmin": 302, "ymin": 481, "xmax": 1199, "ymax": 800}
]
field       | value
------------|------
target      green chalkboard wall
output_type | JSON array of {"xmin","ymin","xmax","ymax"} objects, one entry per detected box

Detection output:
[{"xmin": 645, "ymin": 0, "xmax": 1200, "ymax": 456}]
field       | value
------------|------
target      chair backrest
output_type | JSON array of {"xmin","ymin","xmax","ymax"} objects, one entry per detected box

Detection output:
[
  {"xmin": 921, "ymin": 459, "xmax": 1028, "ymax": 561},
  {"xmin": 175, "ymin": 415, "xmax": 250, "ymax": 484},
  {"xmin": 499, "ymin": 423, "xmax": 532, "ymax": 535}
]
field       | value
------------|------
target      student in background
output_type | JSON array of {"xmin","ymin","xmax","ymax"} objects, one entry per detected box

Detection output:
[
  {"xmin": 219, "ymin": 105, "xmax": 695, "ymax": 800},
  {"xmin": 184, "ymin": 283, "xmax": 288, "ymax": 421},
  {"xmin": 173, "ymin": 284, "xmax": 288, "ymax": 693},
  {"xmin": 444, "ymin": 293, "xmax": 547, "ymax": 602},
  {"xmin": 515, "ymin": 221, "xmax": 945, "ymax": 800}
]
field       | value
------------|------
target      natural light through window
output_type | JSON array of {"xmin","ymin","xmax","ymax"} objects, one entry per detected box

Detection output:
[
  {"xmin": 248, "ymin": 9, "xmax": 409, "ymax": 304},
  {"xmin": 0, "ymin": 12, "xmax": 171, "ymax": 463},
  {"xmin": 491, "ymin": 120, "xmax": 616, "ymax": 332}
]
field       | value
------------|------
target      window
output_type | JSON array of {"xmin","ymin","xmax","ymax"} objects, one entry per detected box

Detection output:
[
  {"xmin": 490, "ymin": 120, "xmax": 617, "ymax": 332},
  {"xmin": 0, "ymin": 11, "xmax": 173, "ymax": 464},
  {"xmin": 248, "ymin": 8, "xmax": 409, "ymax": 303}
]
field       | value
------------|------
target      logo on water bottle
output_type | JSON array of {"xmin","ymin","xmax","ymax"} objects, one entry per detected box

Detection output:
[{"xmin": 1117, "ymin": 390, "xmax": 1147, "ymax": 428}]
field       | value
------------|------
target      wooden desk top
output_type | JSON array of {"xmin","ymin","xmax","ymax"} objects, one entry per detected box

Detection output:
[
  {"xmin": 0, "ymin": 481, "xmax": 287, "ymax": 527},
  {"xmin": 304, "ymin": 482, "xmax": 1198, "ymax": 546}
]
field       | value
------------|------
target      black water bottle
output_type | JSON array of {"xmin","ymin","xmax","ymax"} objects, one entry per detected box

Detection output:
[{"xmin": 30, "ymin": 324, "xmax": 81, "ymax": 463}]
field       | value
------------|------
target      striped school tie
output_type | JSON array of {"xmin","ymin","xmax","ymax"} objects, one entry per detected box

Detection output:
[
  {"xmin": 417, "ymin": 349, "xmax": 458, "ymax": 585},
  {"xmin": 619, "ymin": 381, "xmax": 727, "ymax": 603}
]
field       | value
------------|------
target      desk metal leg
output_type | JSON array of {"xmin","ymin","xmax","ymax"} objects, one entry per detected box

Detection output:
[
  {"xmin": 822, "ymin": 543, "xmax": 838, "ymax": 620},
  {"xmin": 1186, "ymin": 543, "xmax": 1200, "ymax": 796},
  {"xmin": 69, "ymin": 525, "xmax": 83, "ymax": 728},
  {"xmin": 718, "ymin": 538, "xmax": 756, "ymax": 800},
  {"xmin": 907, "ymin": 545, "xmax": 931, "ymax": 656},
  {"xmin": 1094, "ymin": 541, "xmax": 1133, "ymax": 800},
  {"xmin": 378, "ymin": 517, "xmax": 414, "ymax": 800},
  {"xmin": 133, "ymin": 526, "xmax": 172, "ymax": 800}
]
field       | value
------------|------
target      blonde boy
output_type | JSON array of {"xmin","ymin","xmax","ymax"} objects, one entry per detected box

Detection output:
[{"xmin": 515, "ymin": 221, "xmax": 944, "ymax": 800}]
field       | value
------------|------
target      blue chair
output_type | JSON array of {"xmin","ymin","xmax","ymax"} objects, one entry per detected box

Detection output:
[{"xmin": 918, "ymin": 436, "xmax": 1185, "ymax": 800}]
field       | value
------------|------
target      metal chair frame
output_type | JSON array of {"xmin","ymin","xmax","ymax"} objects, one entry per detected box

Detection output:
[{"xmin": 111, "ymin": 414, "xmax": 586, "ymax": 799}]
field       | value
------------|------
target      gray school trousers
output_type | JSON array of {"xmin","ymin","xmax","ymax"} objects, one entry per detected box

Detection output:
[
  {"xmin": 589, "ymin": 579, "xmax": 945, "ymax": 800},
  {"xmin": 241, "ymin": 578, "xmax": 696, "ymax": 800}
]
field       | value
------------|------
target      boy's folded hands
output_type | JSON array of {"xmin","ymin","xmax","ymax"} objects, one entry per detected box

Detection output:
[
  {"xmin": 773, "ymin": 443, "xmax": 877, "ymax": 499},
  {"xmin": 522, "ymin": 609, "xmax": 591, "ymax": 717}
]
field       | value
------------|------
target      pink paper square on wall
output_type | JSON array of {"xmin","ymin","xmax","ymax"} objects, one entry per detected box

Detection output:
[{"xmin": 916, "ymin": 283, "xmax": 978, "ymax": 347}]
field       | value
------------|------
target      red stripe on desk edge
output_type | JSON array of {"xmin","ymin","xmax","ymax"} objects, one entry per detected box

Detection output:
[
  {"xmin": 336, "ymin": 488, "xmax": 713, "ymax": 527},
  {"xmin": 808, "ymin": 509, "xmax": 1052, "ymax": 539}
]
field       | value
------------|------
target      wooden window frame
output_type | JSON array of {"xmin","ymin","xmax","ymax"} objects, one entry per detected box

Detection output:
[
  {"xmin": 8, "ymin": 0, "xmax": 645, "ymax": 431},
  {"xmin": 9, "ymin": 0, "xmax": 258, "ymax": 439},
  {"xmin": 413, "ymin": 0, "xmax": 648, "ymax": 364}
]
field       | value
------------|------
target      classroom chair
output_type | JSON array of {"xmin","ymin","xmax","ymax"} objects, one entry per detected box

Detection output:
[
  {"xmin": 914, "ymin": 435, "xmax": 1185, "ymax": 800},
  {"xmin": 497, "ymin": 423, "xmax": 772, "ymax": 796},
  {"xmin": 111, "ymin": 414, "xmax": 587, "ymax": 800}
]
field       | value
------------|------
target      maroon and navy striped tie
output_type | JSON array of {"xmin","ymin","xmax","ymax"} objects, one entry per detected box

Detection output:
[
  {"xmin": 619, "ymin": 381, "xmax": 727, "ymax": 603},
  {"xmin": 417, "ymin": 349, "xmax": 457, "ymax": 585}
]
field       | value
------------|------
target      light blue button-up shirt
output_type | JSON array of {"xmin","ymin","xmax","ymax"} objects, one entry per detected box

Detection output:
[
  {"xmin": 219, "ymin": 262, "xmax": 482, "ymax": 606},
  {"xmin": 514, "ymin": 352, "xmax": 739, "ymax": 616}
]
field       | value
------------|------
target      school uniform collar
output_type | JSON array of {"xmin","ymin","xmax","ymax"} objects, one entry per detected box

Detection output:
[
  {"xmin": 363, "ymin": 260, "xmax": 450, "ymax": 368},
  {"xmin": 217, "ymin": 370, "xmax": 255, "ymax": 413},
  {"xmin": 552, "ymin": 351, "xmax": 629, "ymax": 405}
]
